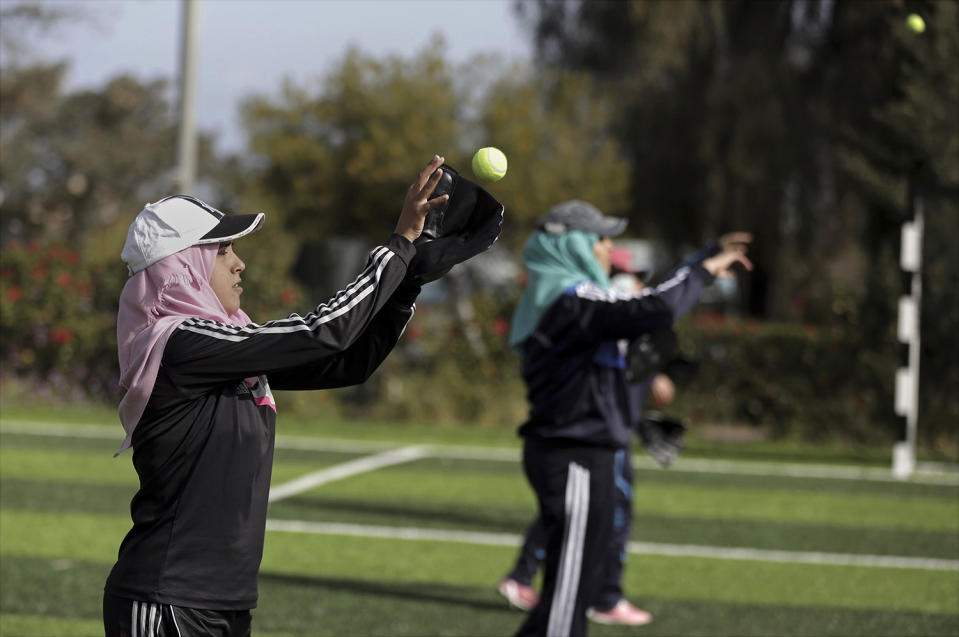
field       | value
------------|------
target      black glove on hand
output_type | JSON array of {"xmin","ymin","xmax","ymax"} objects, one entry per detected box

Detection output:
[
  {"xmin": 407, "ymin": 164, "xmax": 505, "ymax": 284},
  {"xmin": 637, "ymin": 411, "xmax": 687, "ymax": 468},
  {"xmin": 625, "ymin": 329, "xmax": 678, "ymax": 383}
]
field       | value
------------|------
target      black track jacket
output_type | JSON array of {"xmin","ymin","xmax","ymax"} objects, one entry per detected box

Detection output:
[
  {"xmin": 105, "ymin": 235, "xmax": 417, "ymax": 610},
  {"xmin": 519, "ymin": 264, "xmax": 714, "ymax": 449}
]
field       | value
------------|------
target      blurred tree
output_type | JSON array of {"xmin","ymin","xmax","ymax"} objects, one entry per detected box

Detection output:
[
  {"xmin": 474, "ymin": 68, "xmax": 632, "ymax": 242},
  {"xmin": 0, "ymin": 63, "xmax": 227, "ymax": 250},
  {"xmin": 0, "ymin": 1, "xmax": 230, "ymax": 251},
  {"xmin": 515, "ymin": 0, "xmax": 956, "ymax": 312},
  {"xmin": 241, "ymin": 43, "xmax": 461, "ymax": 244},
  {"xmin": 515, "ymin": 0, "xmax": 958, "ymax": 442},
  {"xmin": 239, "ymin": 41, "xmax": 630, "ymax": 288},
  {"xmin": 0, "ymin": 4, "xmax": 253, "ymax": 402},
  {"xmin": 0, "ymin": 2, "xmax": 89, "ymax": 59}
]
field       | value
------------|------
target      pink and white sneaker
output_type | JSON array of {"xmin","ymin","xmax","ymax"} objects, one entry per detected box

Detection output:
[
  {"xmin": 586, "ymin": 600, "xmax": 653, "ymax": 626},
  {"xmin": 497, "ymin": 578, "xmax": 540, "ymax": 611}
]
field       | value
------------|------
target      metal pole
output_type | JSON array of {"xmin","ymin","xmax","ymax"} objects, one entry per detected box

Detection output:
[{"xmin": 175, "ymin": 0, "xmax": 199, "ymax": 194}]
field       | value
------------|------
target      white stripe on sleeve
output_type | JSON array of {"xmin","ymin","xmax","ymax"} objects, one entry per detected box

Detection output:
[{"xmin": 177, "ymin": 248, "xmax": 395, "ymax": 342}]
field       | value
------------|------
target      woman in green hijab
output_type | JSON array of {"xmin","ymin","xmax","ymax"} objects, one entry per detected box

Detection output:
[{"xmin": 509, "ymin": 200, "xmax": 752, "ymax": 637}]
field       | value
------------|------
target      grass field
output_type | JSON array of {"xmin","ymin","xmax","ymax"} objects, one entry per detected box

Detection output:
[{"xmin": 1, "ymin": 405, "xmax": 957, "ymax": 636}]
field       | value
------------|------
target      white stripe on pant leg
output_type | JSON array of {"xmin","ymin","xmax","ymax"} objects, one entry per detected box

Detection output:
[
  {"xmin": 547, "ymin": 462, "xmax": 590, "ymax": 637},
  {"xmin": 566, "ymin": 467, "xmax": 589, "ymax": 619},
  {"xmin": 564, "ymin": 466, "xmax": 589, "ymax": 635},
  {"xmin": 551, "ymin": 464, "xmax": 589, "ymax": 637},
  {"xmin": 551, "ymin": 466, "xmax": 582, "ymax": 637},
  {"xmin": 140, "ymin": 600, "xmax": 147, "ymax": 637},
  {"xmin": 551, "ymin": 465, "xmax": 583, "ymax": 637},
  {"xmin": 556, "ymin": 466, "xmax": 584, "ymax": 623},
  {"xmin": 169, "ymin": 605, "xmax": 183, "ymax": 637},
  {"xmin": 131, "ymin": 601, "xmax": 138, "ymax": 637},
  {"xmin": 548, "ymin": 468, "xmax": 577, "ymax": 637},
  {"xmin": 148, "ymin": 603, "xmax": 157, "ymax": 637}
]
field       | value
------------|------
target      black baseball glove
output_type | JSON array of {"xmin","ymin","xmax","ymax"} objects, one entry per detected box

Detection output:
[
  {"xmin": 407, "ymin": 164, "xmax": 505, "ymax": 283},
  {"xmin": 636, "ymin": 411, "xmax": 687, "ymax": 468},
  {"xmin": 625, "ymin": 328, "xmax": 678, "ymax": 383}
]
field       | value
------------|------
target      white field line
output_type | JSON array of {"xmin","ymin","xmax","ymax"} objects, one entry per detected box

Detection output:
[
  {"xmin": 4, "ymin": 420, "xmax": 957, "ymax": 571},
  {"xmin": 267, "ymin": 519, "xmax": 523, "ymax": 547},
  {"xmin": 264, "ymin": 519, "xmax": 959, "ymax": 572},
  {"xmin": 0, "ymin": 421, "xmax": 124, "ymax": 440},
  {"xmin": 648, "ymin": 457, "xmax": 952, "ymax": 483},
  {"xmin": 268, "ymin": 445, "xmax": 428, "ymax": 503},
  {"xmin": 1, "ymin": 420, "xmax": 957, "ymax": 485},
  {"xmin": 624, "ymin": 541, "xmax": 959, "ymax": 571}
]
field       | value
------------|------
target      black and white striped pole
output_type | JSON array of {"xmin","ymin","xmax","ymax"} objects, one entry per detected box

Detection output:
[{"xmin": 892, "ymin": 182, "xmax": 923, "ymax": 479}]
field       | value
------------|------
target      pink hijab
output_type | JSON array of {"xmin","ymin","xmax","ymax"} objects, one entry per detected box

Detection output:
[{"xmin": 116, "ymin": 243, "xmax": 253, "ymax": 454}]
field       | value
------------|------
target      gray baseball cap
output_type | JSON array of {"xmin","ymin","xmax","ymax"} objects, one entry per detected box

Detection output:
[{"xmin": 538, "ymin": 200, "xmax": 627, "ymax": 237}]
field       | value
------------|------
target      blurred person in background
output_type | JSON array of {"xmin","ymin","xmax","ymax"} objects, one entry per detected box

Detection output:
[
  {"xmin": 506, "ymin": 200, "xmax": 752, "ymax": 637},
  {"xmin": 103, "ymin": 156, "xmax": 449, "ymax": 637},
  {"xmin": 499, "ymin": 367, "xmax": 677, "ymax": 627}
]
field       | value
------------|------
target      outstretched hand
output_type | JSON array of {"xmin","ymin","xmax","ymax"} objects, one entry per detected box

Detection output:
[
  {"xmin": 702, "ymin": 249, "xmax": 753, "ymax": 278},
  {"xmin": 703, "ymin": 230, "xmax": 754, "ymax": 277},
  {"xmin": 395, "ymin": 155, "xmax": 450, "ymax": 244},
  {"xmin": 719, "ymin": 231, "xmax": 753, "ymax": 253}
]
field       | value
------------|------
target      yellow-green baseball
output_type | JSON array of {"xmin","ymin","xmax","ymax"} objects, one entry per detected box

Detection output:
[
  {"xmin": 906, "ymin": 13, "xmax": 925, "ymax": 33},
  {"xmin": 471, "ymin": 147, "xmax": 508, "ymax": 182}
]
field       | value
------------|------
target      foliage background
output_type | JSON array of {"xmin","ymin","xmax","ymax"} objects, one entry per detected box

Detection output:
[{"xmin": 0, "ymin": 0, "xmax": 956, "ymax": 456}]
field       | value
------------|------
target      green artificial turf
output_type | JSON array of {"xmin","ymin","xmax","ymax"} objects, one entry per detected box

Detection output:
[{"xmin": 1, "ymin": 411, "xmax": 957, "ymax": 636}]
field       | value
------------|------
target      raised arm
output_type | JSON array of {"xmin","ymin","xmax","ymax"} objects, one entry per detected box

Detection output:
[
  {"xmin": 565, "ymin": 261, "xmax": 716, "ymax": 342},
  {"xmin": 159, "ymin": 156, "xmax": 450, "ymax": 390},
  {"xmin": 162, "ymin": 235, "xmax": 415, "ymax": 387}
]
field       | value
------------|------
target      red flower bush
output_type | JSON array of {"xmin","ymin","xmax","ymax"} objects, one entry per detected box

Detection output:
[
  {"xmin": 50, "ymin": 327, "xmax": 75, "ymax": 345},
  {"xmin": 1, "ymin": 240, "xmax": 125, "ymax": 400},
  {"xmin": 55, "ymin": 272, "xmax": 73, "ymax": 289}
]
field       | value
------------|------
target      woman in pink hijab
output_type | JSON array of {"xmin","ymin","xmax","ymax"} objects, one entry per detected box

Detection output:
[{"xmin": 103, "ymin": 156, "xmax": 449, "ymax": 637}]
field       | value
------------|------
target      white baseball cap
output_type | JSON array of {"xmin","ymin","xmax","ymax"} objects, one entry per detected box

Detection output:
[{"xmin": 121, "ymin": 195, "xmax": 265, "ymax": 274}]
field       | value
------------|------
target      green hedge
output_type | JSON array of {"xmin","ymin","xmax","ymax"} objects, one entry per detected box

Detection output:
[
  {"xmin": 674, "ymin": 313, "xmax": 955, "ymax": 451},
  {"xmin": 2, "ymin": 246, "xmax": 953, "ymax": 456},
  {"xmin": 310, "ymin": 303, "xmax": 955, "ymax": 454}
]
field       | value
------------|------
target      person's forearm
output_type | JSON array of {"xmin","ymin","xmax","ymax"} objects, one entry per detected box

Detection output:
[
  {"xmin": 645, "ymin": 264, "xmax": 714, "ymax": 323},
  {"xmin": 268, "ymin": 280, "xmax": 420, "ymax": 390}
]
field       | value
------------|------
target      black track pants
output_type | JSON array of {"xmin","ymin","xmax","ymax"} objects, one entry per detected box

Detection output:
[
  {"xmin": 515, "ymin": 439, "xmax": 615, "ymax": 637},
  {"xmin": 103, "ymin": 592, "xmax": 252, "ymax": 637}
]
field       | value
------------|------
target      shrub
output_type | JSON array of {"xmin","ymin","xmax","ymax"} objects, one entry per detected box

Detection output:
[
  {"xmin": 1, "ymin": 240, "xmax": 126, "ymax": 401},
  {"xmin": 673, "ymin": 313, "xmax": 942, "ymax": 447}
]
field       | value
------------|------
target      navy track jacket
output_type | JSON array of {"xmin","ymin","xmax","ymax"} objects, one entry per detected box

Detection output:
[
  {"xmin": 518, "ymin": 263, "xmax": 714, "ymax": 449},
  {"xmin": 105, "ymin": 235, "xmax": 418, "ymax": 610}
]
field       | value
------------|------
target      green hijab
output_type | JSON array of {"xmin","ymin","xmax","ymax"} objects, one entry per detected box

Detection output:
[{"xmin": 508, "ymin": 229, "xmax": 610, "ymax": 350}]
